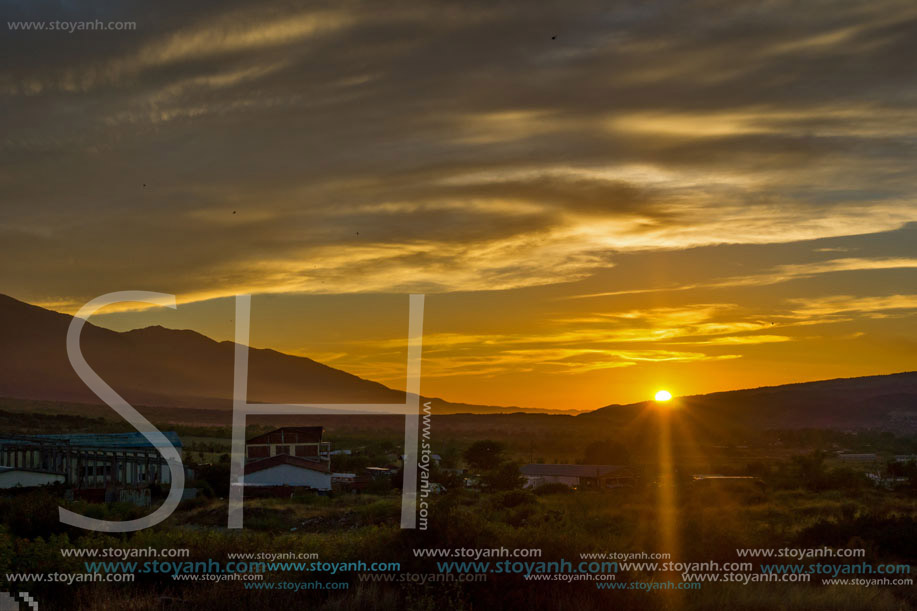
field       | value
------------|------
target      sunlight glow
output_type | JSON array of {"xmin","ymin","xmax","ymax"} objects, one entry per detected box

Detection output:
[{"xmin": 655, "ymin": 390, "xmax": 673, "ymax": 402}]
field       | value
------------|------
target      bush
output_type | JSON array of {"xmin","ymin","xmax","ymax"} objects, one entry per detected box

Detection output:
[
  {"xmin": 2, "ymin": 490, "xmax": 66, "ymax": 539},
  {"xmin": 197, "ymin": 463, "xmax": 230, "ymax": 498},
  {"xmin": 533, "ymin": 483, "xmax": 572, "ymax": 496},
  {"xmin": 463, "ymin": 440, "xmax": 505, "ymax": 471},
  {"xmin": 494, "ymin": 490, "xmax": 536, "ymax": 508},
  {"xmin": 481, "ymin": 462, "xmax": 524, "ymax": 491}
]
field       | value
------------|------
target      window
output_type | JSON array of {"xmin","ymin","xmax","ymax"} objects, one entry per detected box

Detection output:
[{"xmin": 247, "ymin": 446, "xmax": 269, "ymax": 459}]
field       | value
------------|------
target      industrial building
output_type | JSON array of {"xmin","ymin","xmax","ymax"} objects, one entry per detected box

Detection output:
[
  {"xmin": 0, "ymin": 432, "xmax": 182, "ymax": 492},
  {"xmin": 0, "ymin": 466, "xmax": 66, "ymax": 489}
]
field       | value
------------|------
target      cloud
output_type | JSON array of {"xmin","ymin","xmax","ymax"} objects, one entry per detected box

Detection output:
[
  {"xmin": 2, "ymin": 0, "xmax": 917, "ymax": 310},
  {"xmin": 569, "ymin": 257, "xmax": 917, "ymax": 300},
  {"xmin": 320, "ymin": 302, "xmax": 805, "ymax": 381},
  {"xmin": 786, "ymin": 294, "xmax": 917, "ymax": 318}
]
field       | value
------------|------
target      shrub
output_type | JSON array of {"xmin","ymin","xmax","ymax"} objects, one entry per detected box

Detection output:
[
  {"xmin": 481, "ymin": 461, "xmax": 524, "ymax": 491},
  {"xmin": 463, "ymin": 440, "xmax": 505, "ymax": 471},
  {"xmin": 2, "ymin": 490, "xmax": 66, "ymax": 539},
  {"xmin": 494, "ymin": 490, "xmax": 536, "ymax": 508},
  {"xmin": 533, "ymin": 483, "xmax": 572, "ymax": 496}
]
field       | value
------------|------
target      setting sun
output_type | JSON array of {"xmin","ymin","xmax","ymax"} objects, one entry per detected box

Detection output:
[{"xmin": 654, "ymin": 390, "xmax": 673, "ymax": 402}]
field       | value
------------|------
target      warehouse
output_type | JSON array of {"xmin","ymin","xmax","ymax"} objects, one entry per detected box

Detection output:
[
  {"xmin": 0, "ymin": 431, "xmax": 182, "ymax": 489},
  {"xmin": 0, "ymin": 465, "xmax": 66, "ymax": 489}
]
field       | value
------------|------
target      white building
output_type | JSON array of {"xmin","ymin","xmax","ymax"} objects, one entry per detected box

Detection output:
[
  {"xmin": 242, "ymin": 427, "xmax": 337, "ymax": 491},
  {"xmin": 244, "ymin": 454, "xmax": 332, "ymax": 490}
]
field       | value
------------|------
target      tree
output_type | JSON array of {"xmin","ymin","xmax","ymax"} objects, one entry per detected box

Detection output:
[
  {"xmin": 786, "ymin": 451, "xmax": 832, "ymax": 491},
  {"xmin": 438, "ymin": 444, "xmax": 461, "ymax": 469},
  {"xmin": 482, "ymin": 461, "xmax": 524, "ymax": 490},
  {"xmin": 463, "ymin": 440, "xmax": 505, "ymax": 471}
]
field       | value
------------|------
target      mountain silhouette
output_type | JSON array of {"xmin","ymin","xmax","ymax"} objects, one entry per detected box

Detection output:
[
  {"xmin": 0, "ymin": 294, "xmax": 544, "ymax": 415},
  {"xmin": 583, "ymin": 372, "xmax": 917, "ymax": 431},
  {"xmin": 1, "ymin": 293, "xmax": 914, "ymax": 427}
]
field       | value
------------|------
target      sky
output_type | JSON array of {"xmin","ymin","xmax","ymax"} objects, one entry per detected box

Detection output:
[{"xmin": 1, "ymin": 0, "xmax": 916, "ymax": 410}]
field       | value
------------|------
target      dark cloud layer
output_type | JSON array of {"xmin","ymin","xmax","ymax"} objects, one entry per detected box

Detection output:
[{"xmin": 1, "ymin": 0, "xmax": 916, "ymax": 308}]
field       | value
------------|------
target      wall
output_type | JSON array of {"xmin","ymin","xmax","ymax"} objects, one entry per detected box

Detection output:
[
  {"xmin": 0, "ymin": 470, "xmax": 65, "ymax": 489},
  {"xmin": 246, "ymin": 465, "xmax": 331, "ymax": 490}
]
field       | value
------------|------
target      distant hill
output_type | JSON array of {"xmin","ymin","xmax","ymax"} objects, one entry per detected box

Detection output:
[
  {"xmin": 1, "ymin": 294, "xmax": 912, "ymax": 428},
  {"xmin": 583, "ymin": 372, "xmax": 917, "ymax": 431},
  {"xmin": 0, "ymin": 294, "xmax": 562, "ymax": 416}
]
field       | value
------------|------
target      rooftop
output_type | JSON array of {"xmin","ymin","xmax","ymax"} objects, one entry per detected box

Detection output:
[
  {"xmin": 0, "ymin": 432, "xmax": 182, "ymax": 449},
  {"xmin": 244, "ymin": 454, "xmax": 331, "ymax": 475}
]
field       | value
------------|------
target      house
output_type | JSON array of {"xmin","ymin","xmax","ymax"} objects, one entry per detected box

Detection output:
[
  {"xmin": 243, "ymin": 454, "xmax": 331, "ymax": 490},
  {"xmin": 245, "ymin": 427, "xmax": 330, "ymax": 464},
  {"xmin": 243, "ymin": 427, "xmax": 332, "ymax": 490},
  {"xmin": 520, "ymin": 464, "xmax": 635, "ymax": 490}
]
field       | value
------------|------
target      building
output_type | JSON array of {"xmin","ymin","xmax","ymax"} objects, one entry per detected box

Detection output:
[
  {"xmin": 520, "ymin": 464, "xmax": 635, "ymax": 490},
  {"xmin": 244, "ymin": 454, "xmax": 331, "ymax": 490},
  {"xmin": 243, "ymin": 427, "xmax": 332, "ymax": 491},
  {"xmin": 245, "ymin": 427, "xmax": 330, "ymax": 464},
  {"xmin": 0, "ymin": 432, "xmax": 182, "ymax": 491},
  {"xmin": 0, "ymin": 466, "xmax": 66, "ymax": 489}
]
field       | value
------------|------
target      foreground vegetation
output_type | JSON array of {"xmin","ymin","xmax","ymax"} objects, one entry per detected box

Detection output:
[
  {"xmin": 2, "ymin": 473, "xmax": 915, "ymax": 610},
  {"xmin": 2, "ymin": 403, "xmax": 916, "ymax": 609}
]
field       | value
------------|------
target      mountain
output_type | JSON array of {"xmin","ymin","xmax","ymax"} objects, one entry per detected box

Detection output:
[
  {"xmin": 2, "ymin": 293, "xmax": 912, "ymax": 427},
  {"xmin": 0, "ymin": 294, "xmax": 559, "ymax": 416},
  {"xmin": 583, "ymin": 372, "xmax": 917, "ymax": 431}
]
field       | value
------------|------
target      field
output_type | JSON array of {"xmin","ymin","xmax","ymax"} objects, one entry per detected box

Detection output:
[
  {"xmin": 1, "ymin": 398, "xmax": 916, "ymax": 610},
  {"xmin": 3, "ymin": 482, "xmax": 915, "ymax": 610}
]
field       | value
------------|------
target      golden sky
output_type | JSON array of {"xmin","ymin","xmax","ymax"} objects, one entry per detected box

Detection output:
[{"xmin": 1, "ymin": 1, "xmax": 915, "ymax": 409}]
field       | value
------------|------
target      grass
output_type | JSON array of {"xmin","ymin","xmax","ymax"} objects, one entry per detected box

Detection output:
[
  {"xmin": 3, "ymin": 484, "xmax": 915, "ymax": 610},
  {"xmin": 2, "ymin": 399, "xmax": 916, "ymax": 610}
]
